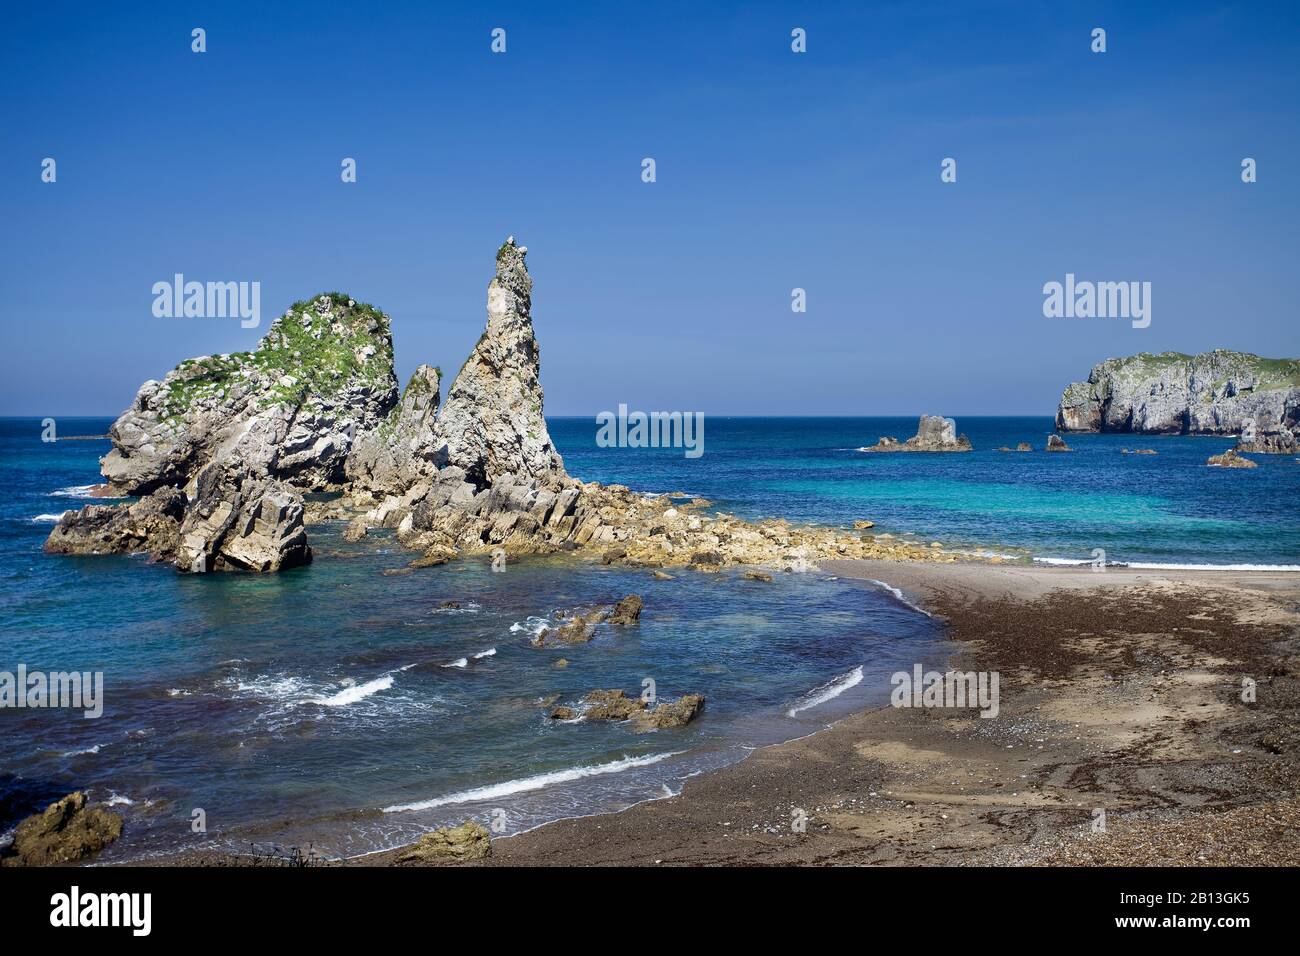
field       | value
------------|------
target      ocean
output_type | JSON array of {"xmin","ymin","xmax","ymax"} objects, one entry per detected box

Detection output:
[{"xmin": 1, "ymin": 415, "xmax": 1296, "ymax": 860}]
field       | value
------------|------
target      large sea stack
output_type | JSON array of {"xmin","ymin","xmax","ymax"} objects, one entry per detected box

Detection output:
[{"xmin": 1056, "ymin": 350, "xmax": 1300, "ymax": 435}]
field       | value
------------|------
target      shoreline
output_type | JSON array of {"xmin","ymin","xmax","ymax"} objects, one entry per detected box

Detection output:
[
  {"xmin": 342, "ymin": 559, "xmax": 1299, "ymax": 866},
  {"xmin": 131, "ymin": 557, "xmax": 1300, "ymax": 867}
]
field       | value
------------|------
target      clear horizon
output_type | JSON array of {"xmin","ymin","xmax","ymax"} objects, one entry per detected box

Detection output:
[{"xmin": 3, "ymin": 0, "xmax": 1298, "ymax": 417}]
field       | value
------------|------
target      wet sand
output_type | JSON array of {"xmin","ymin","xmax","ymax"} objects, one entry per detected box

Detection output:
[{"xmin": 354, "ymin": 559, "xmax": 1300, "ymax": 867}]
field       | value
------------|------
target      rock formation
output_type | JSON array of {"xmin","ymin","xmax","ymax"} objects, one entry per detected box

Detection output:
[
  {"xmin": 44, "ymin": 487, "xmax": 185, "ymax": 560},
  {"xmin": 431, "ymin": 238, "xmax": 565, "ymax": 488},
  {"xmin": 0, "ymin": 792, "xmax": 123, "ymax": 867},
  {"xmin": 1234, "ymin": 423, "xmax": 1297, "ymax": 454},
  {"xmin": 1056, "ymin": 350, "xmax": 1300, "ymax": 434},
  {"xmin": 1045, "ymin": 435, "xmax": 1071, "ymax": 452},
  {"xmin": 395, "ymin": 821, "xmax": 491, "ymax": 864},
  {"xmin": 345, "ymin": 365, "xmax": 442, "ymax": 494},
  {"xmin": 175, "ymin": 460, "xmax": 312, "ymax": 573},
  {"xmin": 860, "ymin": 416, "xmax": 972, "ymax": 453},
  {"xmin": 102, "ymin": 294, "xmax": 398, "ymax": 495},
  {"xmin": 51, "ymin": 238, "xmax": 962, "ymax": 576},
  {"xmin": 553, "ymin": 689, "xmax": 705, "ymax": 731},
  {"xmin": 1207, "ymin": 448, "xmax": 1257, "ymax": 469},
  {"xmin": 50, "ymin": 294, "xmax": 395, "ymax": 573}
]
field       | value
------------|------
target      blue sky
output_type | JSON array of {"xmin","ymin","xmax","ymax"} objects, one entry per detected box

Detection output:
[{"xmin": 2, "ymin": 1, "xmax": 1297, "ymax": 416}]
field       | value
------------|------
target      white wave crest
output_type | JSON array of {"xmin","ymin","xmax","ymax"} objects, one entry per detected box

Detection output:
[
  {"xmin": 51, "ymin": 484, "xmax": 98, "ymax": 498},
  {"xmin": 383, "ymin": 751, "xmax": 687, "ymax": 813},
  {"xmin": 787, "ymin": 666, "xmax": 865, "ymax": 717},
  {"xmin": 865, "ymin": 579, "xmax": 933, "ymax": 617},
  {"xmin": 32, "ymin": 512, "xmax": 69, "ymax": 523},
  {"xmin": 314, "ymin": 675, "xmax": 394, "ymax": 706}
]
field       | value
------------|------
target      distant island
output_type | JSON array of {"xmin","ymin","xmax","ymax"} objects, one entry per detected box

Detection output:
[{"xmin": 1056, "ymin": 350, "xmax": 1300, "ymax": 439}]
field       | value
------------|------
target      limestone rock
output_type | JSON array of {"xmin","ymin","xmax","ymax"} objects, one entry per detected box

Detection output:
[
  {"xmin": 582, "ymin": 689, "xmax": 647, "ymax": 721},
  {"xmin": 1016, "ymin": 442, "xmax": 1033, "ymax": 452},
  {"xmin": 1045, "ymin": 434, "xmax": 1071, "ymax": 452},
  {"xmin": 633, "ymin": 694, "xmax": 705, "ymax": 731},
  {"xmin": 0, "ymin": 792, "xmax": 123, "ymax": 867},
  {"xmin": 609, "ymin": 594, "xmax": 644, "ymax": 625},
  {"xmin": 1207, "ymin": 448, "xmax": 1257, "ymax": 469},
  {"xmin": 101, "ymin": 294, "xmax": 398, "ymax": 495},
  {"xmin": 395, "ymin": 821, "xmax": 491, "ymax": 864},
  {"xmin": 1235, "ymin": 424, "xmax": 1297, "ymax": 454},
  {"xmin": 533, "ymin": 607, "xmax": 611, "ymax": 646},
  {"xmin": 44, "ymin": 487, "xmax": 185, "ymax": 560},
  {"xmin": 176, "ymin": 461, "xmax": 312, "ymax": 573},
  {"xmin": 345, "ymin": 365, "xmax": 442, "ymax": 494},
  {"xmin": 432, "ymin": 238, "xmax": 565, "ymax": 488},
  {"xmin": 1056, "ymin": 350, "xmax": 1300, "ymax": 434},
  {"xmin": 860, "ymin": 416, "xmax": 972, "ymax": 453}
]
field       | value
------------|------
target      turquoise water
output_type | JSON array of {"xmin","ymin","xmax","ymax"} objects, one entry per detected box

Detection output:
[
  {"xmin": 552, "ymin": 416, "xmax": 1300, "ymax": 567},
  {"xmin": 1, "ymin": 415, "xmax": 1296, "ymax": 860}
]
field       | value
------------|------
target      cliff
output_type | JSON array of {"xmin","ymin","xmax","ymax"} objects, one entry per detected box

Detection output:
[{"xmin": 1055, "ymin": 350, "xmax": 1300, "ymax": 435}]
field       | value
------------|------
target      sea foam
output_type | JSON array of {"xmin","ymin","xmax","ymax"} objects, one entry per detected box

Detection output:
[
  {"xmin": 382, "ymin": 751, "xmax": 686, "ymax": 813},
  {"xmin": 786, "ymin": 666, "xmax": 865, "ymax": 718}
]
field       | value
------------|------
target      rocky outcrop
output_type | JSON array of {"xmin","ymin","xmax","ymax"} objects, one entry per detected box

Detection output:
[
  {"xmin": 395, "ymin": 821, "xmax": 491, "ymax": 864},
  {"xmin": 1207, "ymin": 448, "xmax": 1257, "ymax": 469},
  {"xmin": 1056, "ymin": 350, "xmax": 1300, "ymax": 435},
  {"xmin": 860, "ymin": 416, "xmax": 972, "ymax": 453},
  {"xmin": 531, "ymin": 594, "xmax": 644, "ymax": 646},
  {"xmin": 175, "ymin": 461, "xmax": 311, "ymax": 573},
  {"xmin": 553, "ymin": 689, "xmax": 705, "ymax": 730},
  {"xmin": 432, "ymin": 238, "xmax": 565, "ymax": 488},
  {"xmin": 345, "ymin": 365, "xmax": 442, "ymax": 494},
  {"xmin": 44, "ymin": 487, "xmax": 186, "ymax": 560},
  {"xmin": 102, "ymin": 294, "xmax": 398, "ymax": 496},
  {"xmin": 609, "ymin": 594, "xmax": 643, "ymax": 625},
  {"xmin": 0, "ymin": 792, "xmax": 123, "ymax": 867},
  {"xmin": 1235, "ymin": 424, "xmax": 1297, "ymax": 454},
  {"xmin": 1045, "ymin": 435, "xmax": 1071, "ymax": 452},
  {"xmin": 634, "ymin": 693, "xmax": 705, "ymax": 730},
  {"xmin": 581, "ymin": 689, "xmax": 647, "ymax": 721}
]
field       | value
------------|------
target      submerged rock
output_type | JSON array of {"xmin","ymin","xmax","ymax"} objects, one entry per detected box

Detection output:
[
  {"xmin": 860, "ymin": 415, "xmax": 972, "ymax": 453},
  {"xmin": 0, "ymin": 792, "xmax": 123, "ymax": 867},
  {"xmin": 1056, "ymin": 350, "xmax": 1300, "ymax": 434},
  {"xmin": 395, "ymin": 821, "xmax": 491, "ymax": 864}
]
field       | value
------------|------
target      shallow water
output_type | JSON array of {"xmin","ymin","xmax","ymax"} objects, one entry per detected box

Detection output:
[{"xmin": 1, "ymin": 415, "xmax": 1295, "ymax": 860}]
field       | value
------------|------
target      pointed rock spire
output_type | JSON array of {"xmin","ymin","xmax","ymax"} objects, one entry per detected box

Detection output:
[{"xmin": 433, "ymin": 237, "xmax": 565, "ymax": 487}]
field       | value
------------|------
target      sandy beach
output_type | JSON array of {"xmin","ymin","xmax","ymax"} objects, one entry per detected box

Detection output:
[{"xmin": 348, "ymin": 558, "xmax": 1300, "ymax": 867}]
